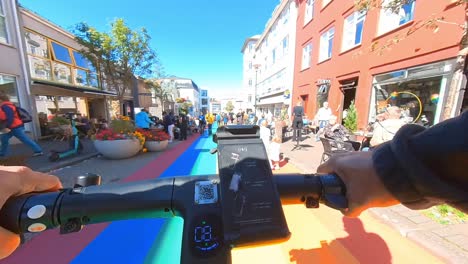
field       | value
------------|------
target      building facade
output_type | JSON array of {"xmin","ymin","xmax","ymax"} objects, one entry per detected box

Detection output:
[
  {"xmin": 209, "ymin": 98, "xmax": 221, "ymax": 114},
  {"xmin": 159, "ymin": 76, "xmax": 200, "ymax": 116},
  {"xmin": 293, "ymin": 0, "xmax": 466, "ymax": 128},
  {"xmin": 200, "ymin": 89, "xmax": 209, "ymax": 113},
  {"xmin": 246, "ymin": 0, "xmax": 298, "ymax": 118},
  {"xmin": 21, "ymin": 7, "xmax": 119, "ymax": 127},
  {"xmin": 0, "ymin": 0, "xmax": 37, "ymax": 136},
  {"xmin": 241, "ymin": 35, "xmax": 259, "ymax": 113}
]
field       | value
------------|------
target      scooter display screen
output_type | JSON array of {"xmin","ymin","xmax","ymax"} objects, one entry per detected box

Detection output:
[
  {"xmin": 217, "ymin": 133, "xmax": 290, "ymax": 246},
  {"xmin": 189, "ymin": 214, "xmax": 223, "ymax": 257}
]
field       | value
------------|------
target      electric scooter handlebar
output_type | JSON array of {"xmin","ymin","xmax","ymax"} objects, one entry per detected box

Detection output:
[
  {"xmin": 0, "ymin": 173, "xmax": 346, "ymax": 235},
  {"xmin": 0, "ymin": 173, "xmax": 346, "ymax": 264},
  {"xmin": 0, "ymin": 125, "xmax": 348, "ymax": 263}
]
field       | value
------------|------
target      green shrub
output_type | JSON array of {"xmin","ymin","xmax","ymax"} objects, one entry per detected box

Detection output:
[{"xmin": 344, "ymin": 101, "xmax": 358, "ymax": 132}]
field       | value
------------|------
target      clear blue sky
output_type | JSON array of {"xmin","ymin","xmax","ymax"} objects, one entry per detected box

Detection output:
[{"xmin": 19, "ymin": 0, "xmax": 279, "ymax": 97}]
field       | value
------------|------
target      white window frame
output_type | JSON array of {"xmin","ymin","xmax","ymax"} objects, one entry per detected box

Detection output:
[
  {"xmin": 0, "ymin": 0, "xmax": 10, "ymax": 44},
  {"xmin": 304, "ymin": 0, "xmax": 314, "ymax": 25},
  {"xmin": 319, "ymin": 27, "xmax": 335, "ymax": 62},
  {"xmin": 378, "ymin": 0, "xmax": 416, "ymax": 35},
  {"xmin": 301, "ymin": 43, "xmax": 312, "ymax": 70},
  {"xmin": 342, "ymin": 11, "xmax": 366, "ymax": 52},
  {"xmin": 322, "ymin": 0, "xmax": 332, "ymax": 8}
]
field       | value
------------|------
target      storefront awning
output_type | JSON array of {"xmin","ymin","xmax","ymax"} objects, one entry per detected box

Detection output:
[{"xmin": 31, "ymin": 80, "xmax": 118, "ymax": 97}]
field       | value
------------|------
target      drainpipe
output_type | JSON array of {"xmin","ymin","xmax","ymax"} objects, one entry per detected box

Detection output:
[{"xmin": 11, "ymin": 0, "xmax": 40, "ymax": 139}]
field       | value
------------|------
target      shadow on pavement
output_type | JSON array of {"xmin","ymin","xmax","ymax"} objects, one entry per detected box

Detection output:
[{"xmin": 289, "ymin": 217, "xmax": 392, "ymax": 264}]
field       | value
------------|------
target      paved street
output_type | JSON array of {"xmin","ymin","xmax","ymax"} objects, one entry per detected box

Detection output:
[
  {"xmin": 280, "ymin": 133, "xmax": 468, "ymax": 263},
  {"xmin": 2, "ymin": 128, "xmax": 465, "ymax": 263}
]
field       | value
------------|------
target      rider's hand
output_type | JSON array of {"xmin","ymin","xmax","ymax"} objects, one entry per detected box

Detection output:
[
  {"xmin": 0, "ymin": 166, "xmax": 62, "ymax": 260},
  {"xmin": 317, "ymin": 152, "xmax": 400, "ymax": 217}
]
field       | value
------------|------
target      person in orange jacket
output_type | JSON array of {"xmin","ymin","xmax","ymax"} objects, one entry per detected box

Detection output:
[{"xmin": 0, "ymin": 93, "xmax": 43, "ymax": 157}]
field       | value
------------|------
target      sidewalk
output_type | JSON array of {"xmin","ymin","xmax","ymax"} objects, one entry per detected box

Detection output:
[
  {"xmin": 0, "ymin": 138, "xmax": 98, "ymax": 172},
  {"xmin": 280, "ymin": 134, "xmax": 468, "ymax": 263}
]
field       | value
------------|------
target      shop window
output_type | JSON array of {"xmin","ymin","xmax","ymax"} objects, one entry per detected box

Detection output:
[
  {"xmin": 304, "ymin": 0, "xmax": 314, "ymax": 25},
  {"xmin": 51, "ymin": 42, "xmax": 72, "ymax": 64},
  {"xmin": 301, "ymin": 43, "xmax": 312, "ymax": 70},
  {"xmin": 0, "ymin": 0, "xmax": 9, "ymax": 44},
  {"xmin": 371, "ymin": 61, "xmax": 454, "ymax": 126},
  {"xmin": 378, "ymin": 0, "xmax": 415, "ymax": 35},
  {"xmin": 342, "ymin": 11, "xmax": 366, "ymax": 51},
  {"xmin": 319, "ymin": 27, "xmax": 334, "ymax": 62},
  {"xmin": 0, "ymin": 75, "xmax": 18, "ymax": 103}
]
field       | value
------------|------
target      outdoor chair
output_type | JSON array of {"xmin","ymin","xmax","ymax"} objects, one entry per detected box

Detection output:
[{"xmin": 319, "ymin": 137, "xmax": 355, "ymax": 164}]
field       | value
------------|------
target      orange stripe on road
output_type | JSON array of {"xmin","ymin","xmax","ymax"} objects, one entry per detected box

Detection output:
[{"xmin": 232, "ymin": 162, "xmax": 442, "ymax": 264}]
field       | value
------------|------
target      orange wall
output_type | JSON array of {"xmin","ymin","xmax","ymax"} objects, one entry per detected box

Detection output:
[{"xmin": 292, "ymin": 0, "xmax": 465, "ymax": 129}]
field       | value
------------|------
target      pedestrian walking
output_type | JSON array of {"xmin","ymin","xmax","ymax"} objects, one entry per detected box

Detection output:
[{"xmin": 0, "ymin": 93, "xmax": 43, "ymax": 157}]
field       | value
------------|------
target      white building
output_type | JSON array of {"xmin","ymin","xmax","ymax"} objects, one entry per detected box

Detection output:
[
  {"xmin": 243, "ymin": 0, "xmax": 297, "ymax": 118},
  {"xmin": 159, "ymin": 76, "xmax": 200, "ymax": 116},
  {"xmin": 210, "ymin": 98, "xmax": 221, "ymax": 114},
  {"xmin": 241, "ymin": 35, "xmax": 260, "ymax": 113}
]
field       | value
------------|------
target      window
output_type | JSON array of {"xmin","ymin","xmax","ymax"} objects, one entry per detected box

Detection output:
[
  {"xmin": 0, "ymin": 0, "xmax": 9, "ymax": 44},
  {"xmin": 319, "ymin": 27, "xmax": 335, "ymax": 62},
  {"xmin": 301, "ymin": 43, "xmax": 312, "ymax": 70},
  {"xmin": 378, "ymin": 0, "xmax": 415, "ymax": 35},
  {"xmin": 272, "ymin": 49, "xmax": 276, "ymax": 64},
  {"xmin": 51, "ymin": 42, "xmax": 72, "ymax": 64},
  {"xmin": 248, "ymin": 79, "xmax": 252, "ymax": 87},
  {"xmin": 282, "ymin": 36, "xmax": 289, "ymax": 55},
  {"xmin": 304, "ymin": 0, "xmax": 314, "ymax": 25},
  {"xmin": 342, "ymin": 11, "xmax": 366, "ymax": 51},
  {"xmin": 25, "ymin": 31, "xmax": 49, "ymax": 58},
  {"xmin": 322, "ymin": 0, "xmax": 332, "ymax": 7},
  {"xmin": 249, "ymin": 61, "xmax": 252, "ymax": 70},
  {"xmin": 248, "ymin": 95, "xmax": 252, "ymax": 103},
  {"xmin": 0, "ymin": 75, "xmax": 18, "ymax": 103}
]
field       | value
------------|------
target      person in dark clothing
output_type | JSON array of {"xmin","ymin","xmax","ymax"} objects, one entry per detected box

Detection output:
[
  {"xmin": 319, "ymin": 111, "xmax": 468, "ymax": 217},
  {"xmin": 292, "ymin": 101, "xmax": 304, "ymax": 142},
  {"xmin": 179, "ymin": 115, "xmax": 188, "ymax": 140}
]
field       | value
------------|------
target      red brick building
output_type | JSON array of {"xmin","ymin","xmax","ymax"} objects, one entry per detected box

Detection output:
[{"xmin": 292, "ymin": 0, "xmax": 466, "ymax": 129}]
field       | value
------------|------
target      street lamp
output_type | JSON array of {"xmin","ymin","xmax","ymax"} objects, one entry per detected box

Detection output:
[{"xmin": 253, "ymin": 63, "xmax": 261, "ymax": 115}]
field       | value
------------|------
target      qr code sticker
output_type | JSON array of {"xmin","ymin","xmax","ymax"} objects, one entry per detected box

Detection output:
[{"xmin": 194, "ymin": 181, "xmax": 218, "ymax": 205}]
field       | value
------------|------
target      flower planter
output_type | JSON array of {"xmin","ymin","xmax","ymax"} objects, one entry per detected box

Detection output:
[
  {"xmin": 94, "ymin": 139, "xmax": 141, "ymax": 159},
  {"xmin": 144, "ymin": 140, "xmax": 168, "ymax": 152}
]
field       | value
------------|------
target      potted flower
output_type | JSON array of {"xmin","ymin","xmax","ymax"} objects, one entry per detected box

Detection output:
[
  {"xmin": 93, "ymin": 117, "xmax": 144, "ymax": 159},
  {"xmin": 138, "ymin": 128, "xmax": 170, "ymax": 152}
]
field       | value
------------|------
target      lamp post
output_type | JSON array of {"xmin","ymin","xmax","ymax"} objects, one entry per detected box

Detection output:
[{"xmin": 253, "ymin": 63, "xmax": 261, "ymax": 115}]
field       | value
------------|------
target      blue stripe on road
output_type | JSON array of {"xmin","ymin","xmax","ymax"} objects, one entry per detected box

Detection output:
[{"xmin": 72, "ymin": 126, "xmax": 218, "ymax": 264}]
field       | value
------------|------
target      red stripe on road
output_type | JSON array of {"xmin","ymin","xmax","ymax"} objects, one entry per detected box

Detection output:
[{"xmin": 2, "ymin": 135, "xmax": 199, "ymax": 264}]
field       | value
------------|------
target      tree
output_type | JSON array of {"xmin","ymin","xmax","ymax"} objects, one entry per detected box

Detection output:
[
  {"xmin": 74, "ymin": 18, "xmax": 160, "ymax": 115},
  {"xmin": 225, "ymin": 101, "xmax": 234, "ymax": 112},
  {"xmin": 355, "ymin": 0, "xmax": 468, "ymax": 120},
  {"xmin": 343, "ymin": 101, "xmax": 358, "ymax": 132}
]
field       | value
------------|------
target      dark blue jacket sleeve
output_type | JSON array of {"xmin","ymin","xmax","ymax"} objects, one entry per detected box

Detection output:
[
  {"xmin": 372, "ymin": 111, "xmax": 468, "ymax": 213},
  {"xmin": 1, "ymin": 105, "xmax": 15, "ymax": 128}
]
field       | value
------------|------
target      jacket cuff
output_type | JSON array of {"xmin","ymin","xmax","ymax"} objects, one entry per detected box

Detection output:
[{"xmin": 372, "ymin": 125, "xmax": 441, "ymax": 209}]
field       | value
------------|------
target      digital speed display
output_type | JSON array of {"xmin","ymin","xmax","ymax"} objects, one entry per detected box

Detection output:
[{"xmin": 189, "ymin": 214, "xmax": 223, "ymax": 257}]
